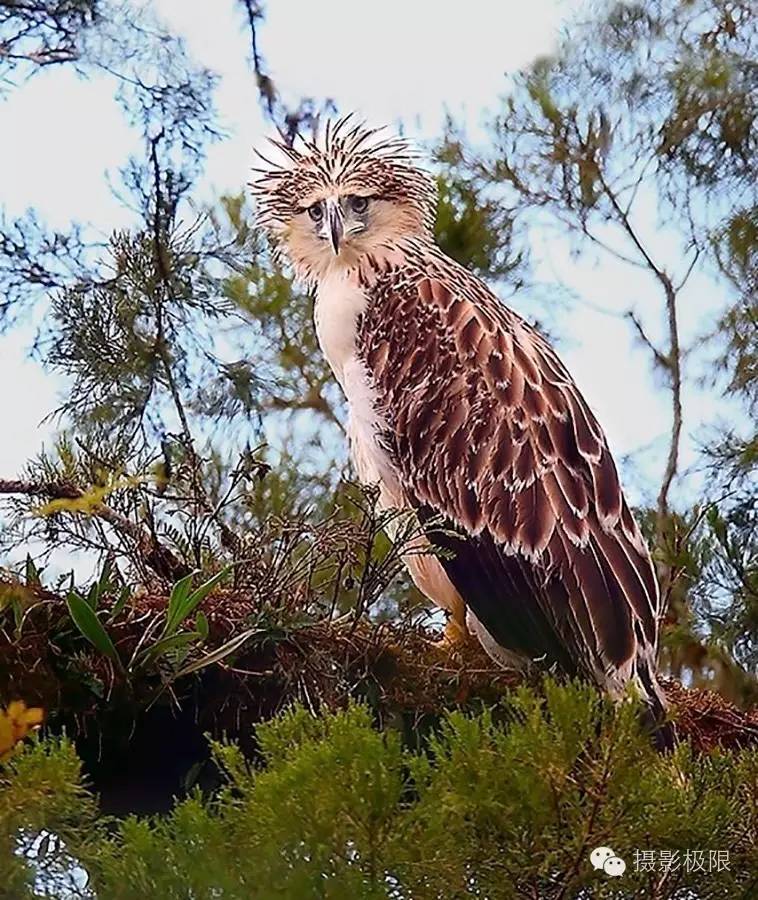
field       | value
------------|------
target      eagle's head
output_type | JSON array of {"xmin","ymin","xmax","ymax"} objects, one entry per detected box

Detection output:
[{"xmin": 251, "ymin": 117, "xmax": 437, "ymax": 283}]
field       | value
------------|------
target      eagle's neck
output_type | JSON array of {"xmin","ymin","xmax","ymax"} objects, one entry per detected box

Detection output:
[
  {"xmin": 312, "ymin": 243, "xmax": 409, "ymax": 386},
  {"xmin": 313, "ymin": 254, "xmax": 406, "ymax": 509},
  {"xmin": 313, "ymin": 268, "xmax": 368, "ymax": 389}
]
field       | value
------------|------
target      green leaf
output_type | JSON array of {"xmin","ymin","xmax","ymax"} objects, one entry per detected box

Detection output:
[
  {"xmin": 86, "ymin": 582, "xmax": 100, "ymax": 609},
  {"xmin": 183, "ymin": 568, "xmax": 228, "ymax": 615},
  {"xmin": 24, "ymin": 554, "xmax": 41, "ymax": 587},
  {"xmin": 164, "ymin": 572, "xmax": 196, "ymax": 636},
  {"xmin": 95, "ymin": 556, "xmax": 114, "ymax": 604},
  {"xmin": 165, "ymin": 568, "xmax": 229, "ymax": 636},
  {"xmin": 172, "ymin": 626, "xmax": 264, "ymax": 679},
  {"xmin": 66, "ymin": 590, "xmax": 121, "ymax": 664},
  {"xmin": 138, "ymin": 631, "xmax": 201, "ymax": 667},
  {"xmin": 108, "ymin": 584, "xmax": 131, "ymax": 622},
  {"xmin": 195, "ymin": 611, "xmax": 209, "ymax": 640}
]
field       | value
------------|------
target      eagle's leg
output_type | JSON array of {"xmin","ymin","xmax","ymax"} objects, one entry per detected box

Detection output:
[
  {"xmin": 441, "ymin": 595, "xmax": 469, "ymax": 647},
  {"xmin": 402, "ymin": 551, "xmax": 474, "ymax": 648}
]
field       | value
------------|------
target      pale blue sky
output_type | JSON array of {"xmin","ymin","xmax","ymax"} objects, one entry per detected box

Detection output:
[{"xmin": 0, "ymin": 0, "xmax": 738, "ymax": 574}]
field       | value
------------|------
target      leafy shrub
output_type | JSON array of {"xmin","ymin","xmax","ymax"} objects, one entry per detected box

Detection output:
[{"xmin": 1, "ymin": 681, "xmax": 756, "ymax": 898}]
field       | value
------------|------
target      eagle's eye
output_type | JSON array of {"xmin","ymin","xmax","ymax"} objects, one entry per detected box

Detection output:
[
  {"xmin": 307, "ymin": 202, "xmax": 324, "ymax": 222},
  {"xmin": 348, "ymin": 195, "xmax": 369, "ymax": 214}
]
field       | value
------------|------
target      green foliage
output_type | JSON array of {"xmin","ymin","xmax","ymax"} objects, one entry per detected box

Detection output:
[
  {"xmin": 1, "ymin": 682, "xmax": 756, "ymax": 898},
  {"xmin": 129, "ymin": 568, "xmax": 230, "ymax": 672},
  {"xmin": 477, "ymin": 0, "xmax": 755, "ymax": 244},
  {"xmin": 434, "ymin": 127, "xmax": 525, "ymax": 284},
  {"xmin": 713, "ymin": 206, "xmax": 757, "ymax": 417},
  {"xmin": 163, "ymin": 568, "xmax": 229, "ymax": 640},
  {"xmin": 635, "ymin": 500, "xmax": 757, "ymax": 705},
  {"xmin": 697, "ymin": 500, "xmax": 758, "ymax": 676},
  {"xmin": 0, "ymin": 736, "xmax": 96, "ymax": 899},
  {"xmin": 66, "ymin": 590, "xmax": 121, "ymax": 666},
  {"xmin": 0, "ymin": 483, "xmax": 434, "ymax": 755}
]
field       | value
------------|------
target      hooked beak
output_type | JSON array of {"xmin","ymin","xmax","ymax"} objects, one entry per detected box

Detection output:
[{"xmin": 323, "ymin": 199, "xmax": 344, "ymax": 255}]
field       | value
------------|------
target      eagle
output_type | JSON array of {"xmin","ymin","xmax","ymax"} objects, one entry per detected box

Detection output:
[{"xmin": 252, "ymin": 117, "xmax": 671, "ymax": 742}]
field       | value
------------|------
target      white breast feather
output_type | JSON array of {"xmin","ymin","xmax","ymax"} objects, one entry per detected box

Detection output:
[
  {"xmin": 314, "ymin": 270, "xmax": 367, "ymax": 387},
  {"xmin": 314, "ymin": 269, "xmax": 467, "ymax": 623},
  {"xmin": 315, "ymin": 272, "xmax": 403, "ymax": 507}
]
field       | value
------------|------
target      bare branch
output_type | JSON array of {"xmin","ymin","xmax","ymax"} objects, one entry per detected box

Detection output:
[
  {"xmin": 591, "ymin": 160, "xmax": 684, "ymax": 517},
  {"xmin": 0, "ymin": 477, "xmax": 190, "ymax": 581},
  {"xmin": 237, "ymin": 0, "xmax": 335, "ymax": 145},
  {"xmin": 626, "ymin": 311, "xmax": 670, "ymax": 370}
]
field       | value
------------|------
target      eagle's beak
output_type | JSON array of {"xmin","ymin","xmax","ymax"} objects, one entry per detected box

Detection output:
[{"xmin": 324, "ymin": 199, "xmax": 344, "ymax": 255}]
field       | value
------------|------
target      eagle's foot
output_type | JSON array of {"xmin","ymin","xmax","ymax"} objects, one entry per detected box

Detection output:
[
  {"xmin": 441, "ymin": 614, "xmax": 470, "ymax": 648},
  {"xmin": 425, "ymin": 611, "xmax": 473, "ymax": 657}
]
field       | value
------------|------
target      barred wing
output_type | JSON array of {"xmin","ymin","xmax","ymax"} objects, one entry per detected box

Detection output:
[{"xmin": 358, "ymin": 265, "xmax": 661, "ymax": 686}]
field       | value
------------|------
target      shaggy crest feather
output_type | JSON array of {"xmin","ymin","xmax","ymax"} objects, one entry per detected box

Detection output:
[{"xmin": 251, "ymin": 116, "xmax": 437, "ymax": 242}]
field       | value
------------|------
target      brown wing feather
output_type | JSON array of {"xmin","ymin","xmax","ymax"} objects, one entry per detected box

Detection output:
[{"xmin": 358, "ymin": 253, "xmax": 661, "ymax": 688}]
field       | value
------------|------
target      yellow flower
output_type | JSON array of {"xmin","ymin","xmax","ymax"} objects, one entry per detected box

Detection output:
[{"xmin": 0, "ymin": 700, "xmax": 44, "ymax": 761}]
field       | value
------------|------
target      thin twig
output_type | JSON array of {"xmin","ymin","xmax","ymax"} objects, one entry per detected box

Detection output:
[{"xmin": 0, "ymin": 478, "xmax": 189, "ymax": 581}]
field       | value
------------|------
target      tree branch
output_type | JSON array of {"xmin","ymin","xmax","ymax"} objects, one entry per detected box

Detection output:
[
  {"xmin": 626, "ymin": 311, "xmax": 670, "ymax": 370},
  {"xmin": 592, "ymin": 162, "xmax": 683, "ymax": 517},
  {"xmin": 0, "ymin": 477, "xmax": 189, "ymax": 581}
]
